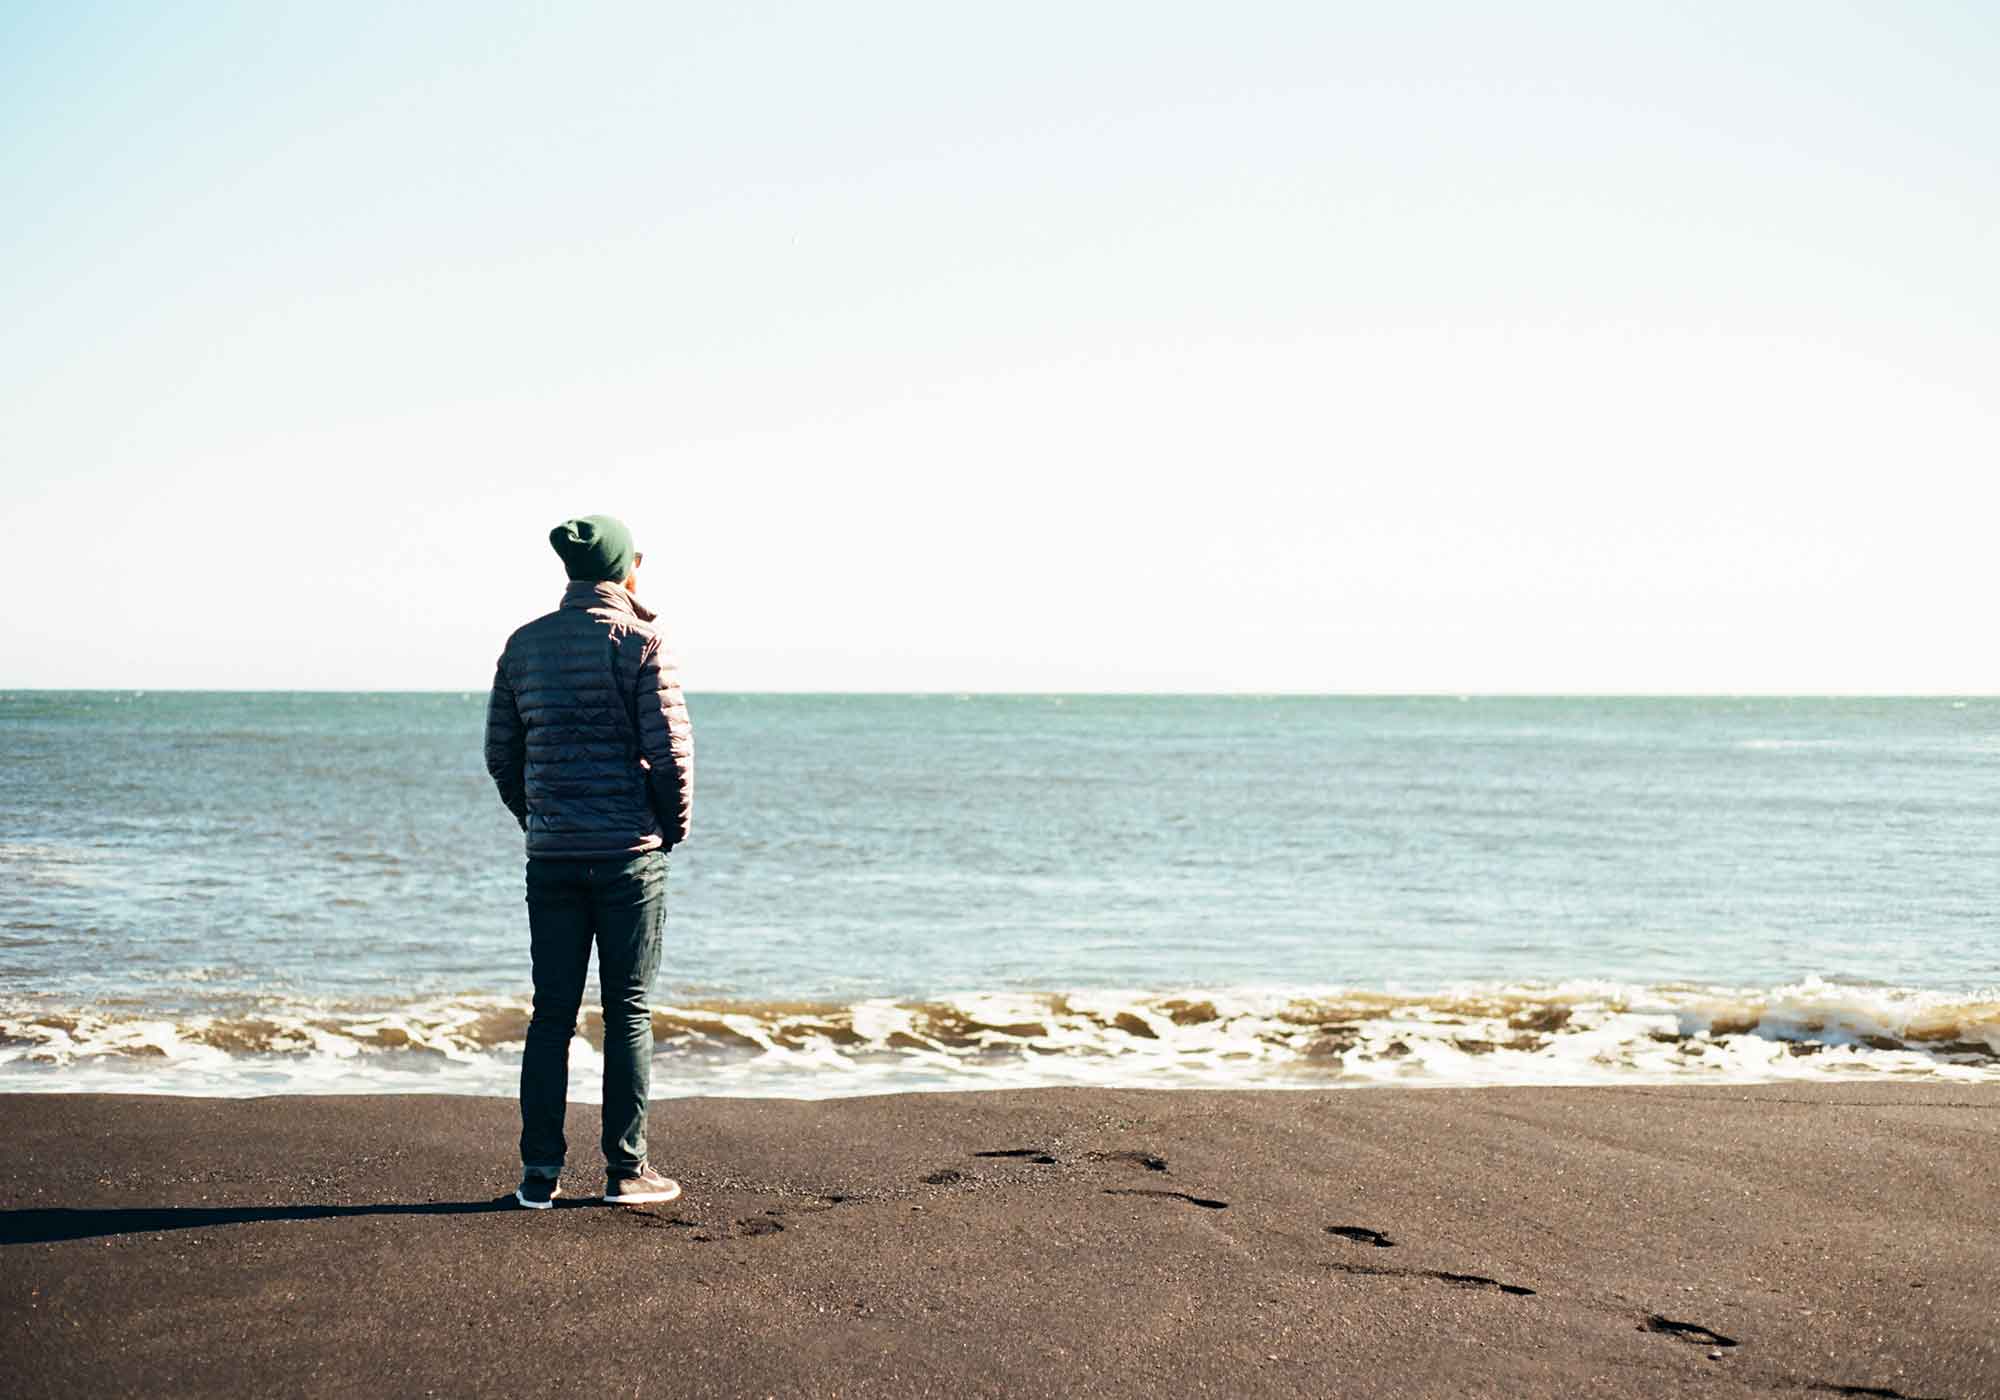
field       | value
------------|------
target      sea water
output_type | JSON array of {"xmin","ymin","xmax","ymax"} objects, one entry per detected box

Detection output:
[{"xmin": 2, "ymin": 692, "xmax": 1994, "ymax": 1097}]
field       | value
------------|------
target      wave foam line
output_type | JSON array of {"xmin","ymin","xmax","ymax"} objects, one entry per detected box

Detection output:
[{"xmin": 2, "ymin": 978, "xmax": 1995, "ymax": 1099}]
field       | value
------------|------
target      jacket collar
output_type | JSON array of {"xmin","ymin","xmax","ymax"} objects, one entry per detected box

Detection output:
[{"xmin": 560, "ymin": 579, "xmax": 656, "ymax": 623}]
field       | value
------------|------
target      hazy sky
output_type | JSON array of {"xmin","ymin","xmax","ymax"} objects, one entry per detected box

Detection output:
[{"xmin": 3, "ymin": 1, "xmax": 1994, "ymax": 692}]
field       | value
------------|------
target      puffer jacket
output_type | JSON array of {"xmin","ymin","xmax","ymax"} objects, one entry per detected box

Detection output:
[{"xmin": 484, "ymin": 580, "xmax": 693, "ymax": 860}]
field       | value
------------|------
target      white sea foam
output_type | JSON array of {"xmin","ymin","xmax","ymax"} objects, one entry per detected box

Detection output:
[{"xmin": 2, "ymin": 979, "xmax": 1994, "ymax": 1100}]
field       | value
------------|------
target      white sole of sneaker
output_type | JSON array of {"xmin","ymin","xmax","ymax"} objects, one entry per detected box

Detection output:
[
  {"xmin": 602, "ymin": 1181, "xmax": 681, "ymax": 1205},
  {"xmin": 515, "ymin": 1185, "xmax": 561, "ymax": 1210}
]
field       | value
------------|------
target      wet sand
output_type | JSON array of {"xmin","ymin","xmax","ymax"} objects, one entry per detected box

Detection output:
[{"xmin": 3, "ymin": 1084, "xmax": 1995, "ymax": 1398}]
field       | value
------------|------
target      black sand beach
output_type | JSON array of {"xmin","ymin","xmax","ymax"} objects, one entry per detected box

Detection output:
[{"xmin": 3, "ymin": 1085, "xmax": 1994, "ymax": 1398}]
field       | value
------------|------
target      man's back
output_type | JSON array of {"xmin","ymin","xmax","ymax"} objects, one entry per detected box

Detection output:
[{"xmin": 485, "ymin": 579, "xmax": 693, "ymax": 861}]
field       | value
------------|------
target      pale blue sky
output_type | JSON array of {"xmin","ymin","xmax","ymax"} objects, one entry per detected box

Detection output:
[{"xmin": 2, "ymin": 1, "xmax": 1994, "ymax": 691}]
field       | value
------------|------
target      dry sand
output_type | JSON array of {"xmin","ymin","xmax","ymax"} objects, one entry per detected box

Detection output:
[{"xmin": 3, "ymin": 1084, "xmax": 1995, "ymax": 1398}]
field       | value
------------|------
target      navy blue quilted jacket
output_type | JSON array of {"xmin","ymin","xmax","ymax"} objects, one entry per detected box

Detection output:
[{"xmin": 484, "ymin": 581, "xmax": 693, "ymax": 860}]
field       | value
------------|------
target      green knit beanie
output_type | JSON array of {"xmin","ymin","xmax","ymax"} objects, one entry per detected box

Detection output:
[{"xmin": 548, "ymin": 514, "xmax": 636, "ymax": 582}]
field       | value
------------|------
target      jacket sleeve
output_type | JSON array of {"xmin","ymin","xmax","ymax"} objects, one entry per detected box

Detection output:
[
  {"xmin": 636, "ymin": 637, "xmax": 693, "ymax": 846},
  {"xmin": 484, "ymin": 658, "xmax": 529, "ymax": 831}
]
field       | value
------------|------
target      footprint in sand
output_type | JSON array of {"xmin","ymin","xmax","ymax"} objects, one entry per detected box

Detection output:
[
  {"xmin": 1327, "ymin": 1261, "xmax": 1535, "ymax": 1296},
  {"xmin": 1103, "ymin": 1188, "xmax": 1229, "ymax": 1210},
  {"xmin": 1325, "ymin": 1225, "xmax": 1396, "ymax": 1248},
  {"xmin": 973, "ymin": 1149, "xmax": 1058, "ymax": 1164},
  {"xmin": 1639, "ymin": 1314, "xmax": 1735, "ymax": 1347}
]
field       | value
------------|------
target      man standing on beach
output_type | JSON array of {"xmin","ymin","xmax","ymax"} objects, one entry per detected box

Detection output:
[{"xmin": 484, "ymin": 514, "xmax": 693, "ymax": 1210}]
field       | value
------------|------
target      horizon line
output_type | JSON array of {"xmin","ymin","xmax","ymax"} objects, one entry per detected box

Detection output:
[{"xmin": 2, "ymin": 687, "xmax": 1992, "ymax": 701}]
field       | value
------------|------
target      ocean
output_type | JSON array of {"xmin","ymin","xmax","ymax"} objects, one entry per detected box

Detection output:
[{"xmin": 2, "ymin": 692, "xmax": 1994, "ymax": 1098}]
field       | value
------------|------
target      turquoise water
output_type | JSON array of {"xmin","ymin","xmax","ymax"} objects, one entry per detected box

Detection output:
[{"xmin": 2, "ymin": 692, "xmax": 1995, "ymax": 1095}]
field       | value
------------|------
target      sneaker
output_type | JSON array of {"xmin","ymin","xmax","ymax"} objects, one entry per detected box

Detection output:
[
  {"xmin": 514, "ymin": 1175, "xmax": 562, "ymax": 1210},
  {"xmin": 602, "ymin": 1164, "xmax": 681, "ymax": 1205}
]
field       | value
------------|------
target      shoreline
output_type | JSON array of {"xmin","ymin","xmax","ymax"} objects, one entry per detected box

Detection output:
[{"xmin": 4, "ymin": 1084, "xmax": 1996, "ymax": 1397}]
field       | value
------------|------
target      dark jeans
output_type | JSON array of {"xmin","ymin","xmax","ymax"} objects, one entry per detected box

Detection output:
[{"xmin": 519, "ymin": 850, "xmax": 667, "ymax": 1180}]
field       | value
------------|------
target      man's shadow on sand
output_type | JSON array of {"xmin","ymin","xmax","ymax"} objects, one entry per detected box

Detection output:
[{"xmin": 0, "ymin": 1196, "xmax": 585, "ymax": 1245}]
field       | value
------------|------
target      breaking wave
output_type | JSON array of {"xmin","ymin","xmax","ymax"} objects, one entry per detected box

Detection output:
[{"xmin": 2, "ymin": 978, "xmax": 1994, "ymax": 1099}]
